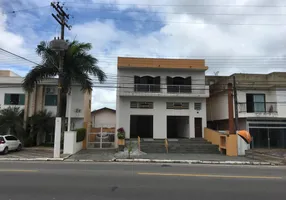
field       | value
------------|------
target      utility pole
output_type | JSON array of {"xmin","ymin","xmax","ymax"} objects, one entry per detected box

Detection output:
[
  {"xmin": 233, "ymin": 76, "xmax": 239, "ymax": 134},
  {"xmin": 50, "ymin": 2, "xmax": 71, "ymax": 118},
  {"xmin": 228, "ymin": 83, "xmax": 235, "ymax": 134}
]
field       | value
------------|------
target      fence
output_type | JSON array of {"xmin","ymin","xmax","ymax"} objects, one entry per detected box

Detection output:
[{"xmin": 87, "ymin": 125, "xmax": 115, "ymax": 149}]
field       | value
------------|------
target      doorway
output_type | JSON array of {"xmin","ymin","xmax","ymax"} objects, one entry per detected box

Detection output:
[
  {"xmin": 167, "ymin": 116, "xmax": 189, "ymax": 138},
  {"xmin": 130, "ymin": 115, "xmax": 153, "ymax": 138},
  {"xmin": 195, "ymin": 118, "xmax": 202, "ymax": 138}
]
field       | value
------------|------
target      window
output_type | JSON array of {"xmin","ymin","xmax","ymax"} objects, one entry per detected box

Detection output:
[
  {"xmin": 194, "ymin": 103, "xmax": 202, "ymax": 110},
  {"xmin": 246, "ymin": 94, "xmax": 265, "ymax": 113},
  {"xmin": 166, "ymin": 76, "xmax": 192, "ymax": 93},
  {"xmin": 134, "ymin": 76, "xmax": 160, "ymax": 92},
  {"xmin": 45, "ymin": 95, "xmax": 57, "ymax": 106},
  {"xmin": 4, "ymin": 94, "xmax": 25, "ymax": 105},
  {"xmin": 130, "ymin": 101, "xmax": 153, "ymax": 109},
  {"xmin": 166, "ymin": 102, "xmax": 189, "ymax": 109},
  {"xmin": 5, "ymin": 136, "xmax": 17, "ymax": 141}
]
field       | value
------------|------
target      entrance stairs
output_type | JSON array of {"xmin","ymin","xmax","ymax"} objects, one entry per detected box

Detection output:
[{"xmin": 135, "ymin": 138, "xmax": 220, "ymax": 154}]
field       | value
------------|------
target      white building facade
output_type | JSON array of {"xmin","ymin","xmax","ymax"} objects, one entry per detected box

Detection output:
[
  {"xmin": 0, "ymin": 71, "xmax": 91, "ymax": 131},
  {"xmin": 116, "ymin": 57, "xmax": 209, "ymax": 139},
  {"xmin": 207, "ymin": 72, "xmax": 286, "ymax": 149}
]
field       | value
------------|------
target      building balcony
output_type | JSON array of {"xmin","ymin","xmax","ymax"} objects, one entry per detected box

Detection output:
[
  {"xmin": 118, "ymin": 84, "xmax": 209, "ymax": 98},
  {"xmin": 238, "ymin": 102, "xmax": 278, "ymax": 117}
]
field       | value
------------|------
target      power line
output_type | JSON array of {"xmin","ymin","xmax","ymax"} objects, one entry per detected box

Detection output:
[
  {"xmin": 0, "ymin": 48, "xmax": 40, "ymax": 66},
  {"xmin": 66, "ymin": 6, "xmax": 286, "ymax": 16},
  {"xmin": 64, "ymin": 2, "xmax": 286, "ymax": 8}
]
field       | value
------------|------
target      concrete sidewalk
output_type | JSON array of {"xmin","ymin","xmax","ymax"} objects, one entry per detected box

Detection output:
[
  {"xmin": 64, "ymin": 149, "xmax": 274, "ymax": 165},
  {"xmin": 0, "ymin": 147, "xmax": 70, "ymax": 161}
]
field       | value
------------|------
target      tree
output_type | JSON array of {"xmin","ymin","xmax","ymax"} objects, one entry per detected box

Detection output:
[
  {"xmin": 0, "ymin": 107, "xmax": 25, "ymax": 140},
  {"xmin": 28, "ymin": 110, "xmax": 55, "ymax": 146},
  {"xmin": 22, "ymin": 40, "xmax": 106, "ymax": 117}
]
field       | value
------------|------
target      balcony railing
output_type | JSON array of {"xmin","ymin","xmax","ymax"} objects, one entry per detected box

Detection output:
[
  {"xmin": 238, "ymin": 102, "xmax": 277, "ymax": 113},
  {"xmin": 167, "ymin": 85, "xmax": 192, "ymax": 93},
  {"xmin": 134, "ymin": 84, "xmax": 161, "ymax": 92}
]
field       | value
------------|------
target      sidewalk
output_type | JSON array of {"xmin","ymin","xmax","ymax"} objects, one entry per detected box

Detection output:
[
  {"xmin": 65, "ymin": 149, "xmax": 274, "ymax": 165},
  {"xmin": 0, "ymin": 147, "xmax": 70, "ymax": 161}
]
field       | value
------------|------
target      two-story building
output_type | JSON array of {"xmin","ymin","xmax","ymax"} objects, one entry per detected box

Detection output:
[
  {"xmin": 116, "ymin": 57, "xmax": 209, "ymax": 140},
  {"xmin": 0, "ymin": 70, "xmax": 91, "ymax": 137},
  {"xmin": 206, "ymin": 72, "xmax": 286, "ymax": 149}
]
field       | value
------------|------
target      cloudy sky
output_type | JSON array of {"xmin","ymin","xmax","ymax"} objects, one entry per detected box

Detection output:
[{"xmin": 1, "ymin": 0, "xmax": 286, "ymax": 110}]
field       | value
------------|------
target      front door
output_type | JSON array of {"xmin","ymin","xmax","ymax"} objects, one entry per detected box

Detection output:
[{"xmin": 195, "ymin": 118, "xmax": 202, "ymax": 138}]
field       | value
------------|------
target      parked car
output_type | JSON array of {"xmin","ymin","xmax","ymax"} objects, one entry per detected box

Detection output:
[{"xmin": 0, "ymin": 135, "xmax": 22, "ymax": 154}]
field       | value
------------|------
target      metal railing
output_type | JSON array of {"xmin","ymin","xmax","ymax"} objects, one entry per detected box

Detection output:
[
  {"xmin": 119, "ymin": 84, "xmax": 208, "ymax": 95},
  {"xmin": 167, "ymin": 85, "xmax": 192, "ymax": 93},
  {"xmin": 134, "ymin": 84, "xmax": 160, "ymax": 92},
  {"xmin": 238, "ymin": 102, "xmax": 277, "ymax": 113}
]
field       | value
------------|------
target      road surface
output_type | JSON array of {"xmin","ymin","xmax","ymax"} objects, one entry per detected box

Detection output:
[{"xmin": 0, "ymin": 161, "xmax": 285, "ymax": 200}]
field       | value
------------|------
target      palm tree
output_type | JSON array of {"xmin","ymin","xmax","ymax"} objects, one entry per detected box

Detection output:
[
  {"xmin": 28, "ymin": 110, "xmax": 55, "ymax": 146},
  {"xmin": 0, "ymin": 107, "xmax": 25, "ymax": 140},
  {"xmin": 22, "ymin": 40, "xmax": 106, "ymax": 117}
]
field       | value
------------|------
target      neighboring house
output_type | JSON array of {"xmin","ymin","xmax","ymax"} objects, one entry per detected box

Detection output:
[
  {"xmin": 206, "ymin": 72, "xmax": 286, "ymax": 149},
  {"xmin": 0, "ymin": 70, "xmax": 91, "ymax": 141},
  {"xmin": 116, "ymin": 57, "xmax": 209, "ymax": 139},
  {"xmin": 91, "ymin": 107, "xmax": 116, "ymax": 127}
]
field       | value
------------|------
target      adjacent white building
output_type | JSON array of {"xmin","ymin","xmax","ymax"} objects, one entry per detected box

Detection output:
[
  {"xmin": 0, "ymin": 70, "xmax": 91, "ymax": 132},
  {"xmin": 206, "ymin": 72, "xmax": 286, "ymax": 149},
  {"xmin": 116, "ymin": 57, "xmax": 209, "ymax": 139}
]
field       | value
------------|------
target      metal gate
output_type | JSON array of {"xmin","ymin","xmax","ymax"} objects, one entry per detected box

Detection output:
[{"xmin": 87, "ymin": 124, "xmax": 115, "ymax": 149}]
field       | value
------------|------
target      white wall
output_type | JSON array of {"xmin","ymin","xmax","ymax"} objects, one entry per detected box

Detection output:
[
  {"xmin": 92, "ymin": 109, "xmax": 116, "ymax": 127},
  {"xmin": 0, "ymin": 87, "xmax": 26, "ymax": 110},
  {"xmin": 117, "ymin": 96, "xmax": 207, "ymax": 139}
]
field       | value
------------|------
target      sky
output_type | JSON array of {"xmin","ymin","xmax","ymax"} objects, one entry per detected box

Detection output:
[{"xmin": 1, "ymin": 0, "xmax": 286, "ymax": 110}]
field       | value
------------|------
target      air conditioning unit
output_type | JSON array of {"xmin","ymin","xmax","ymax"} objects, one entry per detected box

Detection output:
[{"xmin": 46, "ymin": 87, "xmax": 56, "ymax": 94}]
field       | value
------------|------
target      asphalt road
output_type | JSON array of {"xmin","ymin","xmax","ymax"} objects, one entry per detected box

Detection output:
[{"xmin": 0, "ymin": 161, "xmax": 285, "ymax": 200}]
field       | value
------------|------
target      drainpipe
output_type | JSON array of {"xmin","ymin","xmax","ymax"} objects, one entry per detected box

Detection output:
[{"xmin": 228, "ymin": 83, "xmax": 235, "ymax": 134}]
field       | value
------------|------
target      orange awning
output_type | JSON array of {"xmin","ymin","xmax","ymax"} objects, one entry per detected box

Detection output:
[{"xmin": 237, "ymin": 130, "xmax": 252, "ymax": 144}]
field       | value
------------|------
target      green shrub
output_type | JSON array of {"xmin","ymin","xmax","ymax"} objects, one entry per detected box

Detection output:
[{"xmin": 76, "ymin": 128, "xmax": 86, "ymax": 142}]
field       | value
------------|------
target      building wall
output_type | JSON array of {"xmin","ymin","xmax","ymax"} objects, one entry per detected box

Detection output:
[
  {"xmin": 117, "ymin": 96, "xmax": 207, "ymax": 139},
  {"xmin": 0, "ymin": 81, "xmax": 87, "ymax": 121},
  {"xmin": 92, "ymin": 109, "xmax": 116, "ymax": 127},
  {"xmin": 0, "ymin": 87, "xmax": 26, "ymax": 110},
  {"xmin": 117, "ymin": 68, "xmax": 207, "ymax": 95},
  {"xmin": 207, "ymin": 89, "xmax": 285, "ymax": 121}
]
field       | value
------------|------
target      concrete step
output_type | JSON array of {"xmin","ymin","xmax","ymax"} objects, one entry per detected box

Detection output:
[{"xmin": 139, "ymin": 138, "xmax": 220, "ymax": 154}]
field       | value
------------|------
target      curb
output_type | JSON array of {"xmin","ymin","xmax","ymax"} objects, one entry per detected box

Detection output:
[
  {"xmin": 113, "ymin": 158, "xmax": 274, "ymax": 165},
  {"xmin": 0, "ymin": 154, "xmax": 72, "ymax": 162},
  {"xmin": 0, "ymin": 157, "xmax": 277, "ymax": 166}
]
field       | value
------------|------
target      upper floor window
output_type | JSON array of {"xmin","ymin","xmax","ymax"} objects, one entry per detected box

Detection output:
[
  {"xmin": 4, "ymin": 94, "xmax": 25, "ymax": 105},
  {"xmin": 166, "ymin": 76, "xmax": 192, "ymax": 93},
  {"xmin": 134, "ymin": 76, "xmax": 160, "ymax": 92},
  {"xmin": 246, "ymin": 94, "xmax": 265, "ymax": 113},
  {"xmin": 45, "ymin": 95, "xmax": 57, "ymax": 106}
]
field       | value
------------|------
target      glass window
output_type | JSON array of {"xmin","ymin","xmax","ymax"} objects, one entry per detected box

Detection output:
[
  {"xmin": 45, "ymin": 95, "xmax": 57, "ymax": 106},
  {"xmin": 4, "ymin": 94, "xmax": 25, "ymax": 105},
  {"xmin": 246, "ymin": 94, "xmax": 265, "ymax": 113}
]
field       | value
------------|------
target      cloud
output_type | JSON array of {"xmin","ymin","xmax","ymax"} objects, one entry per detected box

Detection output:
[{"xmin": 4, "ymin": 0, "xmax": 286, "ymax": 110}]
